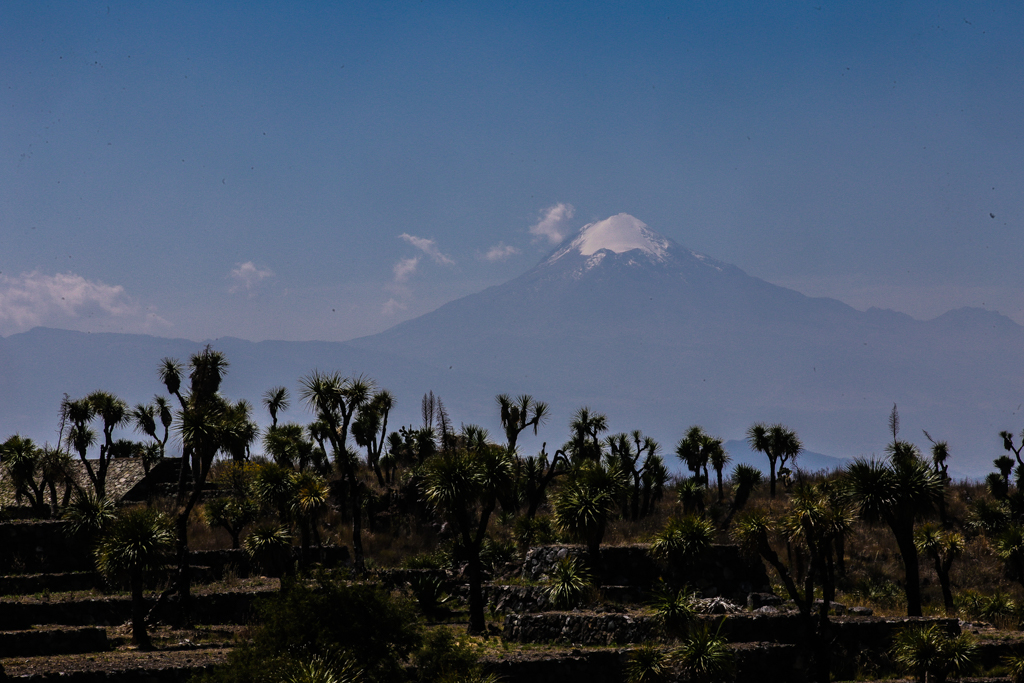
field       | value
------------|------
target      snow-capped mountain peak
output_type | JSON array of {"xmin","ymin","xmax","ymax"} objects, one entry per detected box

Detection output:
[{"xmin": 548, "ymin": 213, "xmax": 670, "ymax": 264}]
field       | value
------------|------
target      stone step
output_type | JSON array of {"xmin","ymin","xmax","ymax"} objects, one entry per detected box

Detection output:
[
  {"xmin": 0, "ymin": 627, "xmax": 107, "ymax": 658},
  {"xmin": 0, "ymin": 589, "xmax": 276, "ymax": 629}
]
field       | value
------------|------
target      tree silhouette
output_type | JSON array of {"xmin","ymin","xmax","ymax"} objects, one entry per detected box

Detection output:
[
  {"xmin": 261, "ymin": 386, "xmax": 290, "ymax": 429},
  {"xmin": 299, "ymin": 370, "xmax": 372, "ymax": 573},
  {"xmin": 496, "ymin": 393, "xmax": 549, "ymax": 454},
  {"xmin": 606, "ymin": 430, "xmax": 661, "ymax": 520},
  {"xmin": 158, "ymin": 346, "xmax": 253, "ymax": 623},
  {"xmin": 352, "ymin": 389, "xmax": 395, "ymax": 486},
  {"xmin": 1, "ymin": 435, "xmax": 48, "ymax": 514},
  {"xmin": 422, "ymin": 427, "xmax": 513, "ymax": 634},
  {"xmin": 565, "ymin": 407, "xmax": 608, "ymax": 462},
  {"xmin": 915, "ymin": 523, "xmax": 964, "ymax": 615},
  {"xmin": 845, "ymin": 445, "xmax": 943, "ymax": 616},
  {"xmin": 746, "ymin": 423, "xmax": 801, "ymax": 498},
  {"xmin": 553, "ymin": 460, "xmax": 625, "ymax": 568},
  {"xmin": 95, "ymin": 506, "xmax": 174, "ymax": 647}
]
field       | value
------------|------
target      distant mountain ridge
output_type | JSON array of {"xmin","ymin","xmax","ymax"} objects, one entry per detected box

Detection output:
[{"xmin": 1, "ymin": 214, "xmax": 1020, "ymax": 477}]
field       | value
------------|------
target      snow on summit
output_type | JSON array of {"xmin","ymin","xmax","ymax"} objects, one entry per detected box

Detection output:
[{"xmin": 549, "ymin": 213, "xmax": 670, "ymax": 263}]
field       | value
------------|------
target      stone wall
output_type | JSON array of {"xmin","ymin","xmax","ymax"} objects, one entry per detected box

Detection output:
[
  {"xmin": 483, "ymin": 649, "xmax": 626, "ymax": 683},
  {"xmin": 190, "ymin": 545, "xmax": 350, "ymax": 578},
  {"xmin": 521, "ymin": 544, "xmax": 772, "ymax": 601},
  {"xmin": 503, "ymin": 612, "xmax": 662, "ymax": 645},
  {"xmin": 2, "ymin": 663, "xmax": 220, "ymax": 683},
  {"xmin": 0, "ymin": 523, "xmax": 349, "ymax": 579},
  {"xmin": 482, "ymin": 643, "xmax": 803, "ymax": 683},
  {"xmin": 0, "ymin": 588, "xmax": 276, "ymax": 629},
  {"xmin": 0, "ymin": 626, "xmax": 107, "ymax": 657},
  {"xmin": 0, "ymin": 571, "xmax": 100, "ymax": 596},
  {"xmin": 0, "ymin": 520, "xmax": 92, "ymax": 574}
]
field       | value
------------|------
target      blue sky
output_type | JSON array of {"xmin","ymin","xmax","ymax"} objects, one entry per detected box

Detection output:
[{"xmin": 2, "ymin": 1, "xmax": 1022, "ymax": 342}]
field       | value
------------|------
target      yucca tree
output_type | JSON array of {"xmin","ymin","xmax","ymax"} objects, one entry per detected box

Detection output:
[
  {"xmin": 995, "ymin": 524, "xmax": 1024, "ymax": 592},
  {"xmin": 915, "ymin": 523, "xmax": 964, "ymax": 615},
  {"xmin": 205, "ymin": 495, "xmax": 258, "ymax": 550},
  {"xmin": 131, "ymin": 401, "xmax": 169, "ymax": 473},
  {"xmin": 845, "ymin": 447, "xmax": 943, "ymax": 617},
  {"xmin": 607, "ymin": 430, "xmax": 661, "ymax": 520},
  {"xmin": 734, "ymin": 485, "xmax": 849, "ymax": 683},
  {"xmin": 496, "ymin": 393, "xmax": 549, "ymax": 454},
  {"xmin": 95, "ymin": 506, "xmax": 174, "ymax": 646},
  {"xmin": 783, "ymin": 481, "xmax": 854, "ymax": 617},
  {"xmin": 565, "ymin": 406, "xmax": 609, "ymax": 462},
  {"xmin": 519, "ymin": 443, "xmax": 570, "ymax": 519},
  {"xmin": 298, "ymin": 370, "xmax": 373, "ymax": 573},
  {"xmin": 263, "ymin": 423, "xmax": 317, "ymax": 471},
  {"xmin": 923, "ymin": 430, "xmax": 952, "ymax": 525},
  {"xmin": 262, "ymin": 386, "xmax": 290, "ymax": 429},
  {"xmin": 708, "ymin": 446, "xmax": 731, "ymax": 503},
  {"xmin": 675, "ymin": 426, "xmax": 716, "ymax": 486},
  {"xmin": 89, "ymin": 391, "xmax": 130, "ymax": 498},
  {"xmin": 733, "ymin": 510, "xmax": 803, "ymax": 612},
  {"xmin": 746, "ymin": 422, "xmax": 801, "ymax": 498},
  {"xmin": 132, "ymin": 403, "xmax": 158, "ymax": 444},
  {"xmin": 552, "ymin": 460, "xmax": 625, "ymax": 567},
  {"xmin": 352, "ymin": 389, "xmax": 395, "ymax": 486},
  {"xmin": 38, "ymin": 446, "xmax": 75, "ymax": 514},
  {"xmin": 154, "ymin": 396, "xmax": 173, "ymax": 454},
  {"xmin": 993, "ymin": 455, "xmax": 1016, "ymax": 498},
  {"xmin": 160, "ymin": 345, "xmax": 247, "ymax": 622},
  {"xmin": 640, "ymin": 453, "xmax": 669, "ymax": 518},
  {"xmin": 221, "ymin": 399, "xmax": 258, "ymax": 462},
  {"xmin": 291, "ymin": 470, "xmax": 330, "ymax": 566},
  {"xmin": 60, "ymin": 392, "xmax": 128, "ymax": 499},
  {"xmin": 422, "ymin": 427, "xmax": 513, "ymax": 634},
  {"xmin": 1, "ymin": 435, "xmax": 48, "ymax": 513},
  {"xmin": 721, "ymin": 463, "xmax": 762, "ymax": 530}
]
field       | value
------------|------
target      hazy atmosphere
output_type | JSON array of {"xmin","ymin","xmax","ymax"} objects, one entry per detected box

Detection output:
[{"xmin": 4, "ymin": 1, "xmax": 1023, "ymax": 342}]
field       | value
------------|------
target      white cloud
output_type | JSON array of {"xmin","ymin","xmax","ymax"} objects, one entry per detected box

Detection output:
[
  {"xmin": 399, "ymin": 234, "xmax": 455, "ymax": 265},
  {"xmin": 482, "ymin": 243, "xmax": 521, "ymax": 262},
  {"xmin": 0, "ymin": 271, "xmax": 168, "ymax": 334},
  {"xmin": 529, "ymin": 203, "xmax": 575, "ymax": 244},
  {"xmin": 393, "ymin": 257, "xmax": 419, "ymax": 283},
  {"xmin": 381, "ymin": 297, "xmax": 408, "ymax": 316},
  {"xmin": 229, "ymin": 261, "xmax": 274, "ymax": 295}
]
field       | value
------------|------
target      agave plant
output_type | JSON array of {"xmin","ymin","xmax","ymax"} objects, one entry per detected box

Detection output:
[
  {"xmin": 63, "ymin": 492, "xmax": 117, "ymax": 540},
  {"xmin": 626, "ymin": 642, "xmax": 670, "ymax": 683},
  {"xmin": 650, "ymin": 585, "xmax": 697, "ymax": 638},
  {"xmin": 891, "ymin": 623, "xmax": 976, "ymax": 683},
  {"xmin": 1004, "ymin": 652, "xmax": 1024, "ymax": 683},
  {"xmin": 547, "ymin": 555, "xmax": 592, "ymax": 609},
  {"xmin": 286, "ymin": 654, "xmax": 363, "ymax": 683},
  {"xmin": 650, "ymin": 515, "xmax": 715, "ymax": 566},
  {"xmin": 671, "ymin": 620, "xmax": 734, "ymax": 683},
  {"xmin": 244, "ymin": 522, "xmax": 292, "ymax": 577},
  {"xmin": 676, "ymin": 479, "xmax": 707, "ymax": 515},
  {"xmin": 409, "ymin": 574, "xmax": 454, "ymax": 621}
]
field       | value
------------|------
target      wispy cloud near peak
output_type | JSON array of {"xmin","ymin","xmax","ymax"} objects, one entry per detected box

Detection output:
[
  {"xmin": 399, "ymin": 234, "xmax": 454, "ymax": 265},
  {"xmin": 529, "ymin": 203, "xmax": 575, "ymax": 244},
  {"xmin": 482, "ymin": 243, "xmax": 521, "ymax": 262}
]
